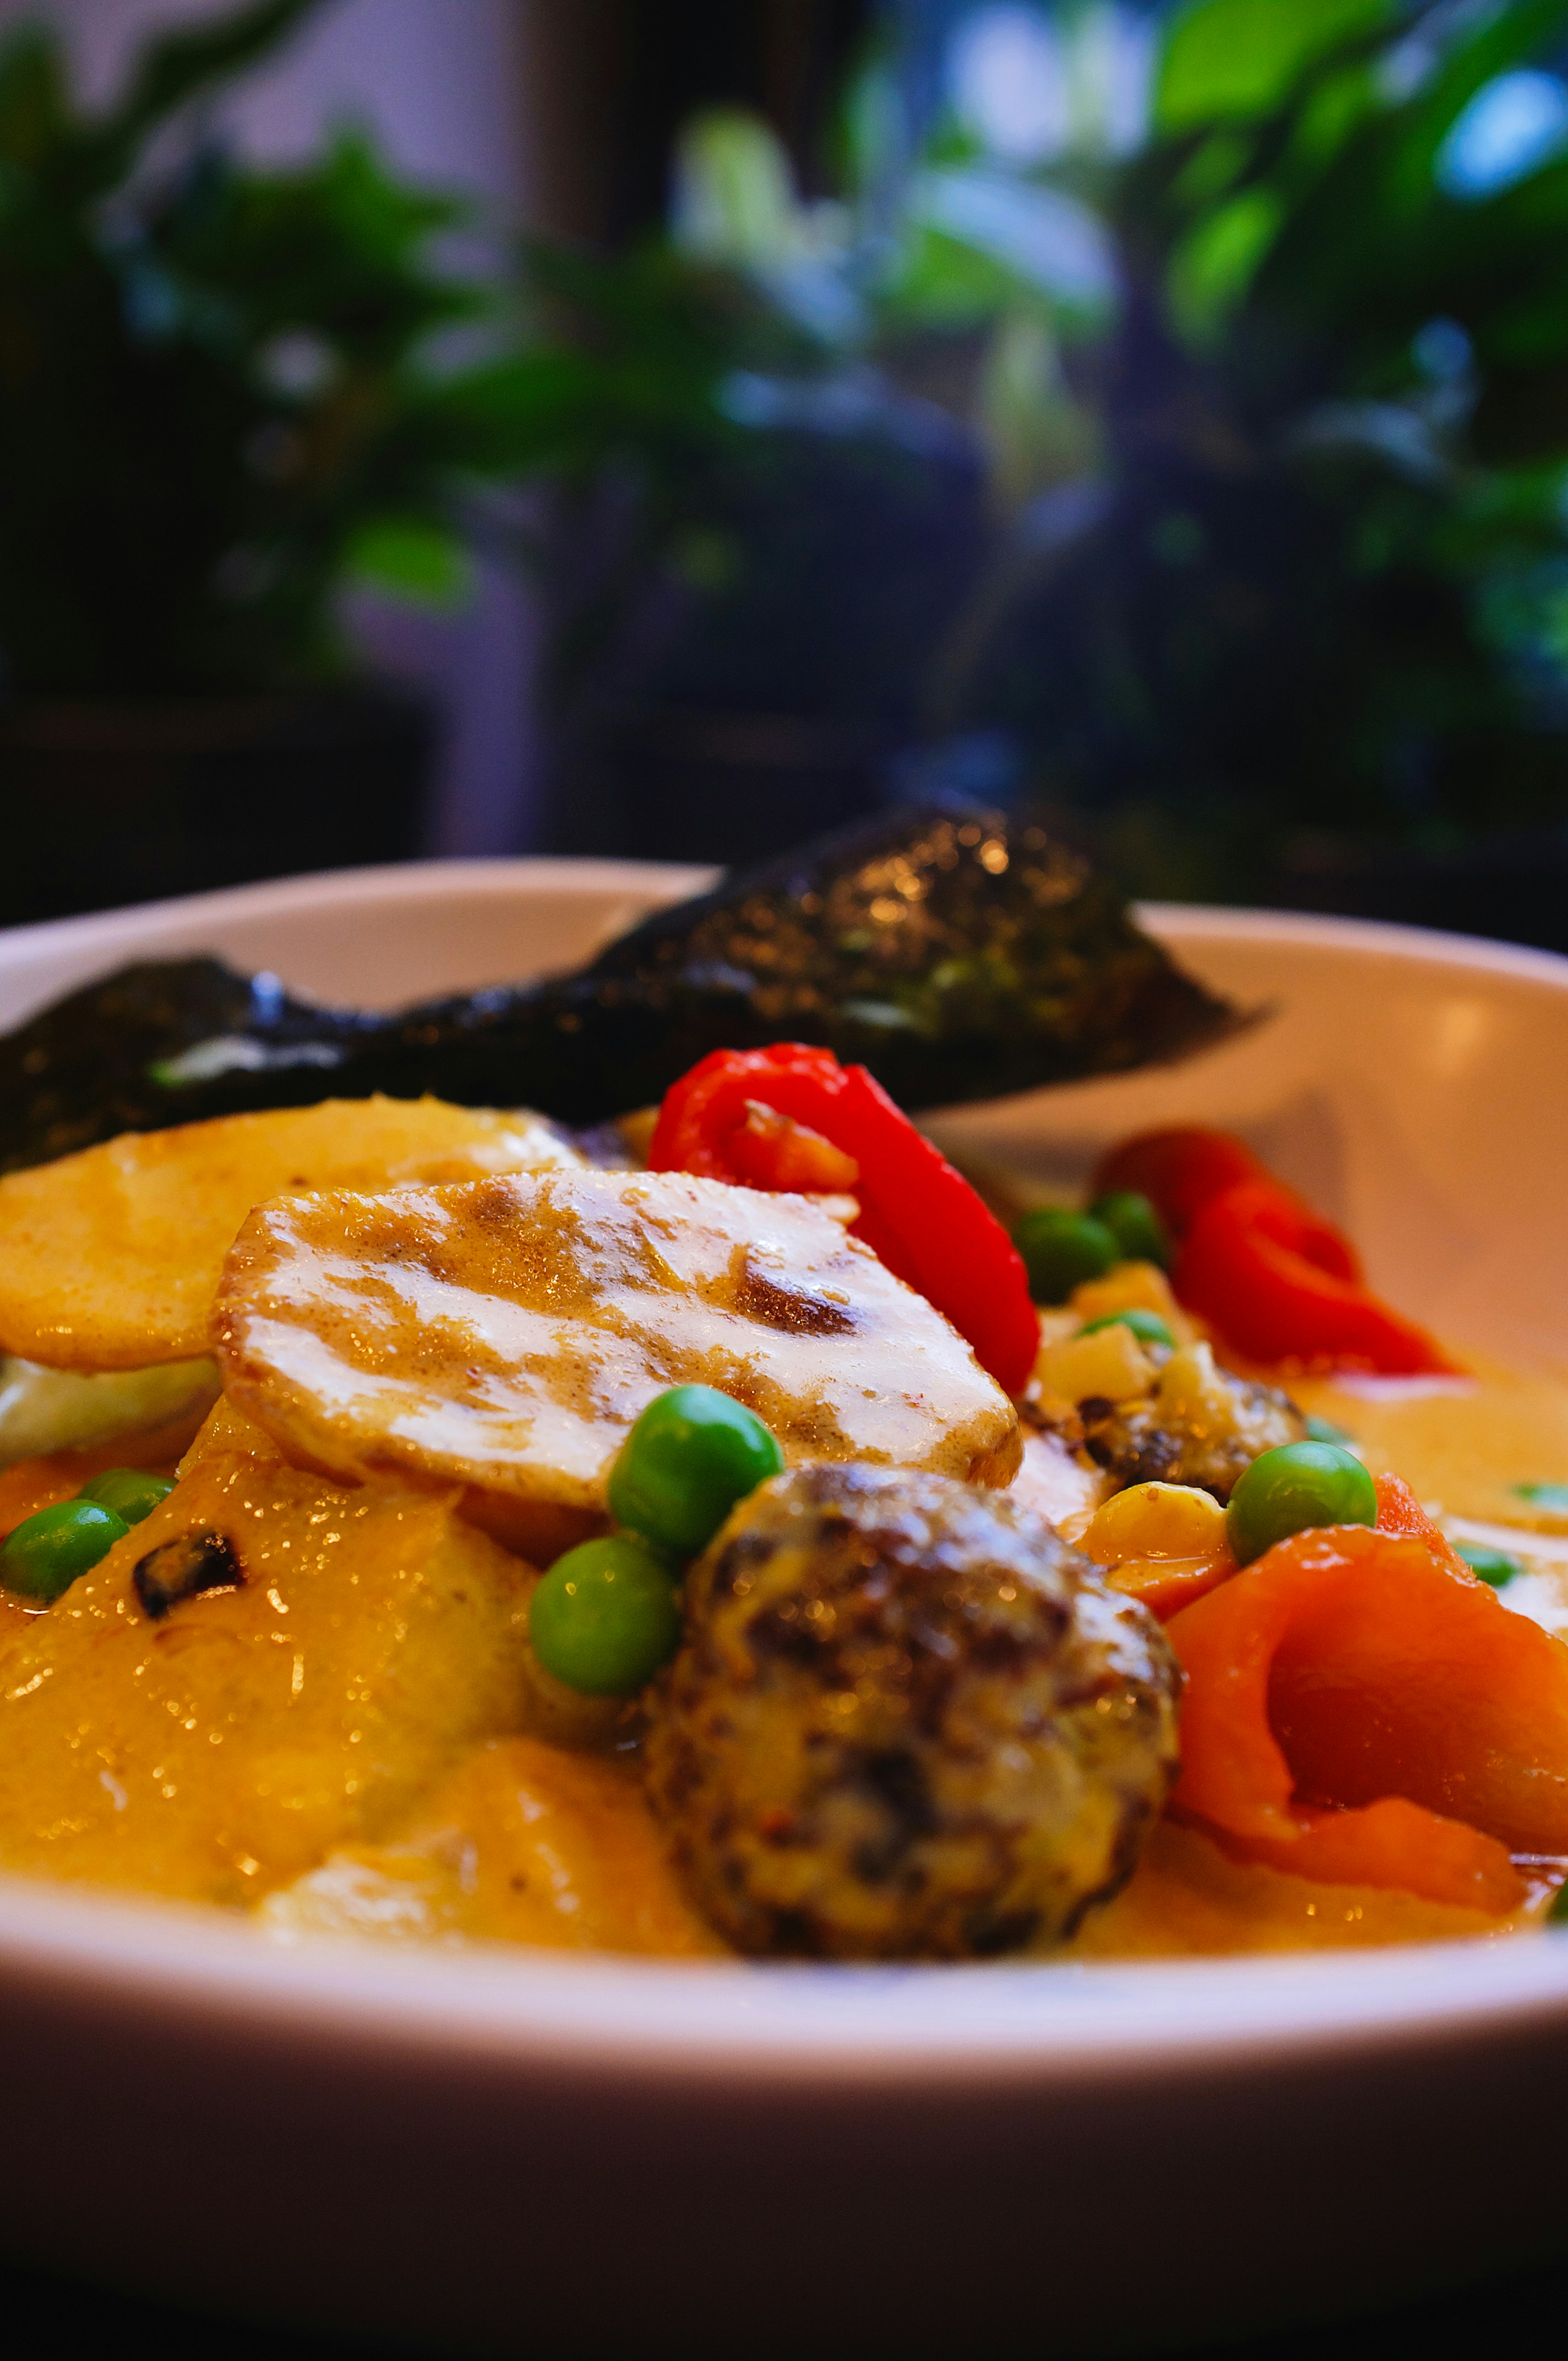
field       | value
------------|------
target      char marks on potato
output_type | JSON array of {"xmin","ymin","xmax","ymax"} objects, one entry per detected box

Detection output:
[
  {"xmin": 0, "ymin": 1095, "xmax": 582, "ymax": 1371},
  {"xmin": 214, "ymin": 1168, "xmax": 1022, "ymax": 1563}
]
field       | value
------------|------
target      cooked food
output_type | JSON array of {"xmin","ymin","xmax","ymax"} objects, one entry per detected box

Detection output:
[
  {"xmin": 1019, "ymin": 1256, "xmax": 1305, "ymax": 1502},
  {"xmin": 644, "ymin": 1464, "xmax": 1181, "ymax": 1959},
  {"xmin": 1170, "ymin": 1476, "xmax": 1568, "ymax": 1913},
  {"xmin": 0, "ymin": 990, "xmax": 1562, "ymax": 1977},
  {"xmin": 0, "ymin": 1404, "xmax": 537, "ymax": 1903},
  {"xmin": 213, "ymin": 1168, "xmax": 1022, "ymax": 1562},
  {"xmin": 263, "ymin": 1736, "xmax": 722, "ymax": 1955},
  {"xmin": 0, "ymin": 805, "xmax": 1248, "ymax": 1169},
  {"xmin": 0, "ymin": 1354, "xmax": 218, "ymax": 1466},
  {"xmin": 0, "ymin": 1095, "xmax": 580, "ymax": 1370},
  {"xmin": 1078, "ymin": 1343, "xmax": 1307, "ymax": 1502},
  {"xmin": 1092, "ymin": 1127, "xmax": 1455, "ymax": 1374},
  {"xmin": 644, "ymin": 1042, "xmax": 1039, "ymax": 1391}
]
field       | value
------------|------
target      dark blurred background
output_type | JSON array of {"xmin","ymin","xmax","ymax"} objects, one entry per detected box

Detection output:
[{"xmin": 7, "ymin": 0, "xmax": 1568, "ymax": 949}]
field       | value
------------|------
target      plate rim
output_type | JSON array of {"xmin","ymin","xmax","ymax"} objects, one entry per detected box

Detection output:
[{"xmin": 4, "ymin": 851, "xmax": 1567, "ymax": 990}]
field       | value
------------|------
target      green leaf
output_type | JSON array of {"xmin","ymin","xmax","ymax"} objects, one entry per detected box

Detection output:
[
  {"xmin": 108, "ymin": 0, "xmax": 321, "ymax": 146},
  {"xmin": 1156, "ymin": 0, "xmax": 1391, "ymax": 134},
  {"xmin": 342, "ymin": 517, "xmax": 473, "ymax": 608},
  {"xmin": 910, "ymin": 169, "xmax": 1115, "ymax": 323},
  {"xmin": 1379, "ymin": 0, "xmax": 1568, "ymax": 225},
  {"xmin": 0, "ymin": 23, "xmax": 69, "ymax": 172},
  {"xmin": 672, "ymin": 110, "xmax": 801, "ymax": 271},
  {"xmin": 1168, "ymin": 186, "xmax": 1283, "ymax": 342}
]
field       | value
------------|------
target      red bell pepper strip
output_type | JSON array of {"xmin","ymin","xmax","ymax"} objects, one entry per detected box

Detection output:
[
  {"xmin": 1094, "ymin": 1124, "xmax": 1455, "ymax": 1374},
  {"xmin": 1092, "ymin": 1127, "xmax": 1267, "ymax": 1238},
  {"xmin": 647, "ymin": 1045, "xmax": 1039, "ymax": 1395},
  {"xmin": 1174, "ymin": 1177, "xmax": 1458, "ymax": 1375},
  {"xmin": 724, "ymin": 1100, "xmax": 860, "ymax": 1195},
  {"xmin": 647, "ymin": 1046, "xmax": 845, "ymax": 1180},
  {"xmin": 1092, "ymin": 1125, "xmax": 1355, "ymax": 1280}
]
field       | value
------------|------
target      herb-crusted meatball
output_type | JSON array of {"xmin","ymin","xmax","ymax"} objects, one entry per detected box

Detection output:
[
  {"xmin": 644, "ymin": 1464, "xmax": 1181, "ymax": 1959},
  {"xmin": 1080, "ymin": 1341, "xmax": 1305, "ymax": 1502}
]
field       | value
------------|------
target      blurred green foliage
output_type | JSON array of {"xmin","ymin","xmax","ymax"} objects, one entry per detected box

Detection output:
[
  {"xmin": 604, "ymin": 0, "xmax": 1568, "ymax": 892},
  {"xmin": 0, "ymin": 0, "xmax": 542, "ymax": 694},
  {"xmin": 14, "ymin": 0, "xmax": 1568, "ymax": 903},
  {"xmin": 945, "ymin": 0, "xmax": 1568, "ymax": 889},
  {"xmin": 0, "ymin": 0, "xmax": 839, "ymax": 711}
]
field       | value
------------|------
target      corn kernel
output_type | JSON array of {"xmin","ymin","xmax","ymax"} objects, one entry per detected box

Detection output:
[
  {"xmin": 1155, "ymin": 1340, "xmax": 1237, "ymax": 1437},
  {"xmin": 1070, "ymin": 1260, "xmax": 1184, "ymax": 1330},
  {"xmin": 1078, "ymin": 1480, "xmax": 1227, "ymax": 1566},
  {"xmin": 1035, "ymin": 1321, "xmax": 1153, "ymax": 1407}
]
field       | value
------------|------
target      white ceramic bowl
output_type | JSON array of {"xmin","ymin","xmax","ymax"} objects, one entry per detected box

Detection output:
[{"xmin": 1, "ymin": 864, "xmax": 1566, "ymax": 2357}]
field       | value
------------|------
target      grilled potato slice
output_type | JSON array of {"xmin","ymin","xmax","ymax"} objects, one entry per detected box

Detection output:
[
  {"xmin": 214, "ymin": 1168, "xmax": 1022, "ymax": 1563},
  {"xmin": 0, "ymin": 1095, "xmax": 581, "ymax": 1372}
]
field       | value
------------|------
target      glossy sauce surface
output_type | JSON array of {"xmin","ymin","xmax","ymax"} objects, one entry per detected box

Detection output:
[{"xmin": 0, "ymin": 1344, "xmax": 1563, "ymax": 1961}]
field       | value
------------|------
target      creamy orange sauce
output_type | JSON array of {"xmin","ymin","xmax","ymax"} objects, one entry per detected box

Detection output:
[
  {"xmin": 262, "ymin": 1736, "xmax": 722, "ymax": 1955},
  {"xmin": 3, "ymin": 1334, "xmax": 1565, "ymax": 1961},
  {"xmin": 1293, "ymin": 1356, "xmax": 1568, "ymax": 1535},
  {"xmin": 1074, "ymin": 1819, "xmax": 1545, "ymax": 1955},
  {"xmin": 237, "ymin": 1346, "xmax": 1568, "ymax": 1963}
]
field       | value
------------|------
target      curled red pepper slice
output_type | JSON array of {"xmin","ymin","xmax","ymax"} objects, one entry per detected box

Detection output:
[
  {"xmin": 1093, "ymin": 1126, "xmax": 1266, "ymax": 1236},
  {"xmin": 647, "ymin": 1046, "xmax": 1039, "ymax": 1395},
  {"xmin": 727, "ymin": 1101, "xmax": 860, "ymax": 1194},
  {"xmin": 1095, "ymin": 1125, "xmax": 1456, "ymax": 1375},
  {"xmin": 1174, "ymin": 1178, "xmax": 1457, "ymax": 1375}
]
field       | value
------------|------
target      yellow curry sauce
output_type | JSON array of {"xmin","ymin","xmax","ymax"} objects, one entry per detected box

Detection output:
[{"xmin": 0, "ymin": 1358, "xmax": 1559, "ymax": 1960}]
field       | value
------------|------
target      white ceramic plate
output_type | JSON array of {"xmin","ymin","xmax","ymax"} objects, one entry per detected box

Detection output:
[{"xmin": 1, "ymin": 864, "xmax": 1566, "ymax": 2357}]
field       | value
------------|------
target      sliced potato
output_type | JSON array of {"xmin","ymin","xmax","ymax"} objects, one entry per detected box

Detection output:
[
  {"xmin": 0, "ymin": 1401, "xmax": 537, "ymax": 1905},
  {"xmin": 0, "ymin": 1095, "xmax": 582, "ymax": 1372},
  {"xmin": 0, "ymin": 1353, "xmax": 220, "ymax": 1467},
  {"xmin": 260, "ymin": 1735, "xmax": 722, "ymax": 1954},
  {"xmin": 215, "ymin": 1168, "xmax": 1022, "ymax": 1563}
]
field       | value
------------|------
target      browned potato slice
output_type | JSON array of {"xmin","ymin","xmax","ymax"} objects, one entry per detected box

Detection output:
[
  {"xmin": 215, "ymin": 1169, "xmax": 1022, "ymax": 1562},
  {"xmin": 0, "ymin": 1095, "xmax": 581, "ymax": 1372},
  {"xmin": 0, "ymin": 1402, "xmax": 537, "ymax": 1905}
]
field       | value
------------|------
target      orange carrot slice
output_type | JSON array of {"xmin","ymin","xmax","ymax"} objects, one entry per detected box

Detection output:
[{"xmin": 1166, "ymin": 1514, "xmax": 1568, "ymax": 1912}]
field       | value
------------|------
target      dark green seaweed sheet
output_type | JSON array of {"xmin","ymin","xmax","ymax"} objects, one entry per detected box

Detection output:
[{"xmin": 0, "ymin": 807, "xmax": 1251, "ymax": 1172}]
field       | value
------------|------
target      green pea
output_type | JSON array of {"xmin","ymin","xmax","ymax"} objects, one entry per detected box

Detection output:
[
  {"xmin": 1, "ymin": 1499, "xmax": 130, "ymax": 1603},
  {"xmin": 1087, "ymin": 1190, "xmax": 1170, "ymax": 1270},
  {"xmin": 1226, "ymin": 1441, "xmax": 1378, "ymax": 1567},
  {"xmin": 529, "ymin": 1535, "xmax": 682, "ymax": 1695},
  {"xmin": 1456, "ymin": 1542, "xmax": 1523, "ymax": 1588},
  {"xmin": 608, "ymin": 1384, "xmax": 785, "ymax": 1559},
  {"xmin": 1550, "ymin": 1881, "xmax": 1568, "ymax": 1925},
  {"xmin": 1304, "ymin": 1414, "xmax": 1354, "ymax": 1447},
  {"xmin": 1517, "ymin": 1482, "xmax": 1568, "ymax": 1515},
  {"xmin": 1014, "ymin": 1209, "xmax": 1119, "ymax": 1305},
  {"xmin": 77, "ymin": 1468, "xmax": 175, "ymax": 1526},
  {"xmin": 1078, "ymin": 1308, "xmax": 1175, "ymax": 1351}
]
